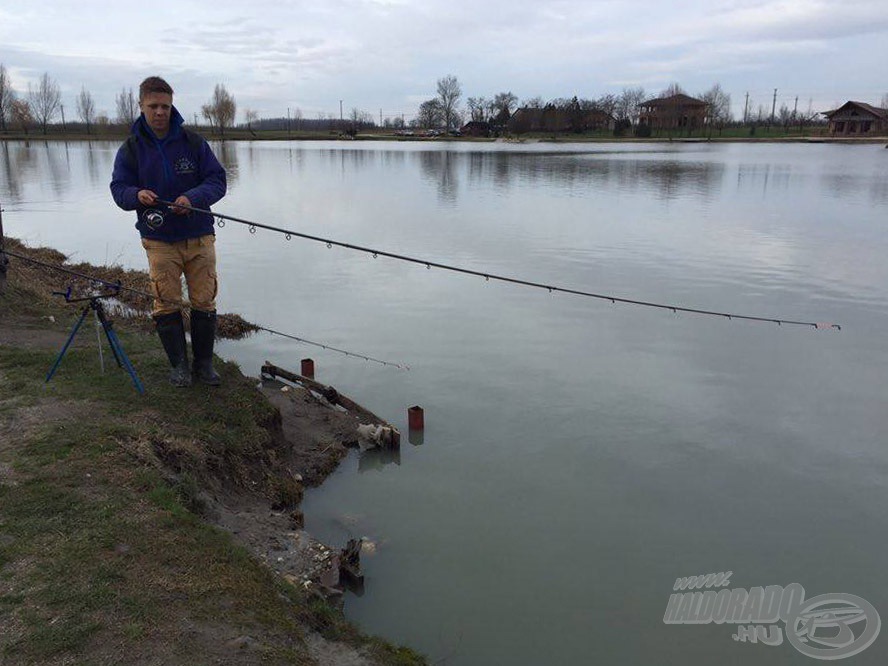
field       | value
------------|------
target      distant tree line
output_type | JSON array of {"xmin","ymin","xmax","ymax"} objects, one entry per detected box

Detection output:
[
  {"xmin": 0, "ymin": 65, "xmax": 242, "ymax": 137},
  {"xmin": 413, "ymin": 76, "xmax": 833, "ymax": 137},
  {"xmin": 238, "ymin": 112, "xmax": 377, "ymax": 134},
  {"xmin": 0, "ymin": 62, "xmax": 854, "ymax": 139}
]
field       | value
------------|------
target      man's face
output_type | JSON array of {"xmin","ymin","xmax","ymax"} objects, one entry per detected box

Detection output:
[{"xmin": 140, "ymin": 92, "xmax": 172, "ymax": 137}]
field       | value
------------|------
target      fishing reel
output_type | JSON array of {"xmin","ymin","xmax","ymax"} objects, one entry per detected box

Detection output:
[{"xmin": 144, "ymin": 209, "xmax": 166, "ymax": 230}]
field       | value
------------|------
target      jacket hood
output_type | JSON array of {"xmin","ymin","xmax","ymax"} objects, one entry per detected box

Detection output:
[{"xmin": 131, "ymin": 104, "xmax": 185, "ymax": 139}]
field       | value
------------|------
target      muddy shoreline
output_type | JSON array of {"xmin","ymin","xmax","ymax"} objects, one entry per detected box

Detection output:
[
  {"xmin": 212, "ymin": 371, "xmax": 398, "ymax": 600},
  {"xmin": 0, "ymin": 237, "xmax": 418, "ymax": 665}
]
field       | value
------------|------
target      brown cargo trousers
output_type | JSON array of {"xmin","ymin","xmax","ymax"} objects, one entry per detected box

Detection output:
[{"xmin": 141, "ymin": 235, "xmax": 218, "ymax": 316}]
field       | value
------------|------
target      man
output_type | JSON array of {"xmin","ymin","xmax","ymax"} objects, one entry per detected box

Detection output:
[{"xmin": 110, "ymin": 76, "xmax": 227, "ymax": 387}]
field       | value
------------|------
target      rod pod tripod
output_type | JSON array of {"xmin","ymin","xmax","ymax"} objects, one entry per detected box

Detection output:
[{"xmin": 46, "ymin": 286, "xmax": 145, "ymax": 394}]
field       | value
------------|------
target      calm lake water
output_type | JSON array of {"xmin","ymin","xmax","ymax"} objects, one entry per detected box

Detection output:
[{"xmin": 2, "ymin": 139, "xmax": 887, "ymax": 664}]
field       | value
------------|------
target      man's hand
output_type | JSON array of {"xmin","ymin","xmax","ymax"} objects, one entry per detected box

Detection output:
[
  {"xmin": 170, "ymin": 195, "xmax": 192, "ymax": 215},
  {"xmin": 138, "ymin": 189, "xmax": 158, "ymax": 206}
]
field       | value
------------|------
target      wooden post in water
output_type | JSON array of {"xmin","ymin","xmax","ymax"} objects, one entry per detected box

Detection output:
[{"xmin": 408, "ymin": 405, "xmax": 424, "ymax": 431}]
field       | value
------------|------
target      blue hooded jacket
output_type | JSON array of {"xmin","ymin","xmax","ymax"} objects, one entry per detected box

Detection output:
[{"xmin": 110, "ymin": 106, "xmax": 226, "ymax": 242}]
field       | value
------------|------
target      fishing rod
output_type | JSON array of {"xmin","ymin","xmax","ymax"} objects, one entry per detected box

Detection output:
[
  {"xmin": 156, "ymin": 199, "xmax": 841, "ymax": 331},
  {"xmin": 2, "ymin": 248, "xmax": 409, "ymax": 370}
]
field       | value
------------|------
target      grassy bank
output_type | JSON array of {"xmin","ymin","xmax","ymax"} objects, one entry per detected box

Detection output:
[{"xmin": 0, "ymin": 243, "xmax": 424, "ymax": 665}]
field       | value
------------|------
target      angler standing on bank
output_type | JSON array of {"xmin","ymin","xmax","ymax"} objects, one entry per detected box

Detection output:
[{"xmin": 110, "ymin": 76, "xmax": 227, "ymax": 387}]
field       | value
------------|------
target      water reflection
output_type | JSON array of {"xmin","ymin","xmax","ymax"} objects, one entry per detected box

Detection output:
[
  {"xmin": 736, "ymin": 163, "xmax": 796, "ymax": 196},
  {"xmin": 212, "ymin": 141, "xmax": 239, "ymax": 188},
  {"xmin": 468, "ymin": 151, "xmax": 514, "ymax": 190},
  {"xmin": 0, "ymin": 142, "xmax": 23, "ymax": 200},
  {"xmin": 320, "ymin": 147, "xmax": 377, "ymax": 183},
  {"xmin": 820, "ymin": 171, "xmax": 888, "ymax": 205},
  {"xmin": 85, "ymin": 141, "xmax": 101, "ymax": 184},
  {"xmin": 42, "ymin": 142, "xmax": 70, "ymax": 197},
  {"xmin": 357, "ymin": 446, "xmax": 401, "ymax": 473},
  {"xmin": 415, "ymin": 150, "xmax": 727, "ymax": 202},
  {"xmin": 418, "ymin": 151, "xmax": 458, "ymax": 204}
]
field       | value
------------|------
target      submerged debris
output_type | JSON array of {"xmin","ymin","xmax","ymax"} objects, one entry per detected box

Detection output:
[
  {"xmin": 339, "ymin": 538, "xmax": 364, "ymax": 592},
  {"xmin": 355, "ymin": 423, "xmax": 398, "ymax": 449}
]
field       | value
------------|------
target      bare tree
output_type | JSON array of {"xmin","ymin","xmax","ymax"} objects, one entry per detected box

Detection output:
[
  {"xmin": 0, "ymin": 63, "xmax": 15, "ymax": 132},
  {"xmin": 700, "ymin": 83, "xmax": 732, "ymax": 134},
  {"xmin": 28, "ymin": 72, "xmax": 61, "ymax": 134},
  {"xmin": 204, "ymin": 83, "xmax": 236, "ymax": 136},
  {"xmin": 466, "ymin": 96, "xmax": 487, "ymax": 122},
  {"xmin": 75, "ymin": 86, "xmax": 96, "ymax": 134},
  {"xmin": 417, "ymin": 98, "xmax": 444, "ymax": 128},
  {"xmin": 436, "ymin": 75, "xmax": 461, "ymax": 131},
  {"xmin": 492, "ymin": 91, "xmax": 518, "ymax": 121},
  {"xmin": 755, "ymin": 104, "xmax": 768, "ymax": 124},
  {"xmin": 660, "ymin": 82, "xmax": 686, "ymax": 97},
  {"xmin": 201, "ymin": 103, "xmax": 216, "ymax": 132},
  {"xmin": 615, "ymin": 86, "xmax": 645, "ymax": 124},
  {"xmin": 11, "ymin": 98, "xmax": 32, "ymax": 135},
  {"xmin": 594, "ymin": 93, "xmax": 619, "ymax": 117},
  {"xmin": 349, "ymin": 107, "xmax": 373, "ymax": 132},
  {"xmin": 115, "ymin": 87, "xmax": 137, "ymax": 125},
  {"xmin": 244, "ymin": 108, "xmax": 258, "ymax": 135},
  {"xmin": 881, "ymin": 93, "xmax": 888, "ymax": 110},
  {"xmin": 523, "ymin": 96, "xmax": 544, "ymax": 109},
  {"xmin": 777, "ymin": 103, "xmax": 794, "ymax": 130}
]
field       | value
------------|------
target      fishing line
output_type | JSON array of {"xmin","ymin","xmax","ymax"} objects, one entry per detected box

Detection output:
[
  {"xmin": 3, "ymin": 249, "xmax": 409, "ymax": 370},
  {"xmin": 0, "ymin": 208, "xmax": 64, "ymax": 213},
  {"xmin": 156, "ymin": 199, "xmax": 841, "ymax": 331}
]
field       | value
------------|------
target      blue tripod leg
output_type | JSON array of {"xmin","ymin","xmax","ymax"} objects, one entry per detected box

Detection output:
[
  {"xmin": 104, "ymin": 326, "xmax": 145, "ymax": 395},
  {"xmin": 46, "ymin": 305, "xmax": 90, "ymax": 383}
]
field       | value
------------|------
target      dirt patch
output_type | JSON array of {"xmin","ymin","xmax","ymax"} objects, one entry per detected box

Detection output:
[
  {"xmin": 0, "ymin": 313, "xmax": 87, "ymax": 350},
  {"xmin": 0, "ymin": 394, "xmax": 94, "ymax": 460},
  {"xmin": 0, "ymin": 397, "xmax": 91, "ymax": 432}
]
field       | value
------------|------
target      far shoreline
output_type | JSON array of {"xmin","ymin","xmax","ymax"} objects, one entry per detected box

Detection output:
[{"xmin": 2, "ymin": 129, "xmax": 887, "ymax": 145}]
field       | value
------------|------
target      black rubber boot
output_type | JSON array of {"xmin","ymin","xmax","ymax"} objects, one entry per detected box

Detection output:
[
  {"xmin": 190, "ymin": 309, "xmax": 221, "ymax": 386},
  {"xmin": 154, "ymin": 311, "xmax": 192, "ymax": 387}
]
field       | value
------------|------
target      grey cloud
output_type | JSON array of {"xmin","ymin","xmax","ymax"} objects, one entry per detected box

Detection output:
[{"xmin": 0, "ymin": 0, "xmax": 886, "ymax": 121}]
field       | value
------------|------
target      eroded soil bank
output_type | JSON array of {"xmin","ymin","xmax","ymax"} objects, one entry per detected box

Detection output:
[{"xmin": 0, "ymin": 239, "xmax": 422, "ymax": 665}]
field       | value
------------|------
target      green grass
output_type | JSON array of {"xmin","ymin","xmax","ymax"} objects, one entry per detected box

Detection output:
[{"xmin": 0, "ymin": 294, "xmax": 425, "ymax": 664}]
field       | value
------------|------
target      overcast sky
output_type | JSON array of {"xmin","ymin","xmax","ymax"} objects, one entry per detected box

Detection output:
[{"xmin": 2, "ymin": 0, "xmax": 887, "ymax": 124}]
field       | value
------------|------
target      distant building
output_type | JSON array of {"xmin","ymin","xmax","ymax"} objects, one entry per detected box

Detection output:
[
  {"xmin": 460, "ymin": 121, "xmax": 492, "ymax": 137},
  {"xmin": 507, "ymin": 106, "xmax": 615, "ymax": 134},
  {"xmin": 823, "ymin": 101, "xmax": 888, "ymax": 136},
  {"xmin": 638, "ymin": 94, "xmax": 708, "ymax": 131}
]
